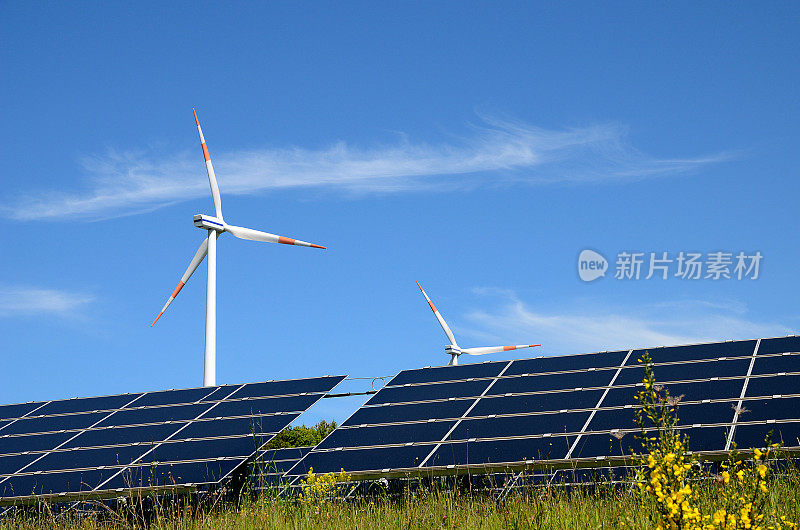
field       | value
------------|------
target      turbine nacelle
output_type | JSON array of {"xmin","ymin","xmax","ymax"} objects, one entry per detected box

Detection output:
[
  {"xmin": 194, "ymin": 214, "xmax": 226, "ymax": 232},
  {"xmin": 444, "ymin": 345, "xmax": 462, "ymax": 356}
]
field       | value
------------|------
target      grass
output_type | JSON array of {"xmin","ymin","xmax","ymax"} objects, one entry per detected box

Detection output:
[{"xmin": 1, "ymin": 472, "xmax": 799, "ymax": 529}]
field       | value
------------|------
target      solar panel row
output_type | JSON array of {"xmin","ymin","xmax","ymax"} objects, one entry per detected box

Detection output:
[
  {"xmin": 0, "ymin": 376, "xmax": 345, "ymax": 501},
  {"xmin": 287, "ymin": 337, "xmax": 800, "ymax": 478}
]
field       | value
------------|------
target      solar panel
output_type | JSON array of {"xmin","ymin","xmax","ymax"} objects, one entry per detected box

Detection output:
[
  {"xmin": 287, "ymin": 337, "xmax": 800, "ymax": 480},
  {"xmin": 0, "ymin": 375, "xmax": 344, "ymax": 502}
]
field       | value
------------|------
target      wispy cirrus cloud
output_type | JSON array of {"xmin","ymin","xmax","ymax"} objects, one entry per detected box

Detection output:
[
  {"xmin": 3, "ymin": 117, "xmax": 729, "ymax": 221},
  {"xmin": 461, "ymin": 289, "xmax": 792, "ymax": 355},
  {"xmin": 0, "ymin": 286, "xmax": 94, "ymax": 318}
]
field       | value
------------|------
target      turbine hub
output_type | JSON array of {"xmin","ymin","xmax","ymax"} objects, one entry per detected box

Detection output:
[
  {"xmin": 194, "ymin": 214, "xmax": 225, "ymax": 232},
  {"xmin": 444, "ymin": 345, "xmax": 462, "ymax": 356}
]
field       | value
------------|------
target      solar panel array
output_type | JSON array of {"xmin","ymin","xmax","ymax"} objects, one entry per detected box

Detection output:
[
  {"xmin": 0, "ymin": 376, "xmax": 344, "ymax": 502},
  {"xmin": 287, "ymin": 337, "xmax": 800, "ymax": 479}
]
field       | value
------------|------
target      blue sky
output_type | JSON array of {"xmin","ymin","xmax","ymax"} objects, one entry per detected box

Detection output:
[{"xmin": 1, "ymin": 2, "xmax": 798, "ymax": 424}]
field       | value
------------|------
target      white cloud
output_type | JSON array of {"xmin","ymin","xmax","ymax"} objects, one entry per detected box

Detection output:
[
  {"xmin": 3, "ymin": 117, "xmax": 728, "ymax": 221},
  {"xmin": 0, "ymin": 287, "xmax": 94, "ymax": 318},
  {"xmin": 461, "ymin": 290, "xmax": 793, "ymax": 355}
]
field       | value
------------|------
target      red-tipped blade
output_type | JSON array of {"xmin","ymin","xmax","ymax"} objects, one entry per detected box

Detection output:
[{"xmin": 151, "ymin": 239, "xmax": 208, "ymax": 326}]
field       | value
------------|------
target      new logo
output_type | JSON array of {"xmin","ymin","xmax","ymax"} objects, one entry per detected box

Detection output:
[{"xmin": 578, "ymin": 249, "xmax": 608, "ymax": 282}]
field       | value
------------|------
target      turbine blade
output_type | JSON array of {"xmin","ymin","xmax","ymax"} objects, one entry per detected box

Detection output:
[
  {"xmin": 151, "ymin": 238, "xmax": 209, "ymax": 326},
  {"xmin": 193, "ymin": 109, "xmax": 223, "ymax": 220},
  {"xmin": 225, "ymin": 224, "xmax": 326, "ymax": 249},
  {"xmin": 461, "ymin": 344, "xmax": 542, "ymax": 355},
  {"xmin": 416, "ymin": 281, "xmax": 458, "ymax": 347}
]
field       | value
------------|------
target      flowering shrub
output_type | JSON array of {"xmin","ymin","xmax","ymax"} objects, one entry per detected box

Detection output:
[
  {"xmin": 633, "ymin": 351, "xmax": 701, "ymax": 528},
  {"xmin": 631, "ymin": 351, "xmax": 796, "ymax": 530},
  {"xmin": 300, "ymin": 467, "xmax": 351, "ymax": 506},
  {"xmin": 706, "ymin": 444, "xmax": 796, "ymax": 530}
]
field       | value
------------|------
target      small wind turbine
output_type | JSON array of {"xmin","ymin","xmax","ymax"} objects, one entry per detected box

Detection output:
[
  {"xmin": 416, "ymin": 282, "xmax": 540, "ymax": 366},
  {"xmin": 152, "ymin": 109, "xmax": 326, "ymax": 386}
]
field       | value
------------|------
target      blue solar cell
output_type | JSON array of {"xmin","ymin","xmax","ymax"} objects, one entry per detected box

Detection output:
[
  {"xmin": 96, "ymin": 403, "xmax": 211, "ymax": 427},
  {"xmin": 674, "ymin": 401, "xmax": 738, "ymax": 427},
  {"xmin": 635, "ymin": 340, "xmax": 757, "ymax": 363},
  {"xmin": 0, "ymin": 432, "xmax": 73, "ymax": 455},
  {"xmin": 36, "ymin": 394, "xmax": 141, "ymax": 416},
  {"xmin": 141, "ymin": 436, "xmax": 259, "ymax": 464},
  {"xmin": 26, "ymin": 445, "xmax": 151, "ymax": 473},
  {"xmin": 367, "ymin": 380, "xmax": 492, "ymax": 405},
  {"xmin": 204, "ymin": 395, "xmax": 318, "ymax": 418},
  {"xmin": 387, "ymin": 362, "xmax": 508, "ymax": 386},
  {"xmin": 738, "ymin": 397, "xmax": 800, "ymax": 421},
  {"xmin": 598, "ymin": 387, "xmax": 643, "ymax": 408},
  {"xmin": 343, "ymin": 399, "xmax": 473, "ymax": 426},
  {"xmin": 664, "ymin": 380, "xmax": 746, "ymax": 401},
  {"xmin": 571, "ymin": 427, "xmax": 728, "ymax": 458},
  {"xmin": 257, "ymin": 446, "xmax": 313, "ymax": 463},
  {"xmin": 745, "ymin": 374, "xmax": 800, "ymax": 398},
  {"xmin": 587, "ymin": 401, "xmax": 735, "ymax": 432},
  {"xmin": 132, "ymin": 388, "xmax": 217, "ymax": 408},
  {"xmin": 751, "ymin": 354, "xmax": 800, "ymax": 375},
  {"xmin": 487, "ymin": 371, "xmax": 616, "ymax": 395},
  {"xmin": 289, "ymin": 445, "xmax": 433, "ymax": 474},
  {"xmin": 468, "ymin": 390, "xmax": 604, "ymax": 417},
  {"xmin": 572, "ymin": 427, "xmax": 728, "ymax": 458},
  {"xmin": 0, "ymin": 403, "xmax": 41, "ymax": 422},
  {"xmin": 614, "ymin": 358, "xmax": 751, "ymax": 386},
  {"xmin": 569, "ymin": 433, "xmax": 639, "ymax": 458},
  {"xmin": 2, "ymin": 411, "xmax": 108, "ymax": 436},
  {"xmin": 756, "ymin": 336, "xmax": 800, "ymax": 356},
  {"xmin": 603, "ymin": 379, "xmax": 745, "ymax": 407},
  {"xmin": 447, "ymin": 412, "xmax": 591, "ymax": 441},
  {"xmin": 734, "ymin": 422, "xmax": 800, "ymax": 448},
  {"xmin": 254, "ymin": 460, "xmax": 301, "ymax": 475},
  {"xmin": 177, "ymin": 414, "xmax": 298, "ymax": 439},
  {"xmin": 0, "ymin": 453, "xmax": 38, "ymax": 475},
  {"xmin": 105, "ymin": 459, "xmax": 241, "ymax": 490},
  {"xmin": 231, "ymin": 376, "xmax": 346, "ymax": 399},
  {"xmin": 253, "ymin": 447, "xmax": 314, "ymax": 478},
  {"xmin": 0, "ymin": 468, "xmax": 118, "ymax": 497},
  {"xmin": 62, "ymin": 423, "xmax": 185, "ymax": 449},
  {"xmin": 682, "ymin": 427, "xmax": 731, "ymax": 451},
  {"xmin": 584, "ymin": 408, "xmax": 639, "ymax": 432},
  {"xmin": 317, "ymin": 421, "xmax": 456, "ymax": 450},
  {"xmin": 504, "ymin": 351, "xmax": 628, "ymax": 376},
  {"xmin": 426, "ymin": 437, "xmax": 570, "ymax": 467}
]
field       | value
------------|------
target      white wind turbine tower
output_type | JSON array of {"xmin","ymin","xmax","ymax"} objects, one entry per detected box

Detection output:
[
  {"xmin": 416, "ymin": 282, "xmax": 540, "ymax": 366},
  {"xmin": 152, "ymin": 109, "xmax": 326, "ymax": 386}
]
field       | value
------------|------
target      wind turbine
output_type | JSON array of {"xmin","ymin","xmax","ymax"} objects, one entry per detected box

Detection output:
[
  {"xmin": 151, "ymin": 109, "xmax": 326, "ymax": 387},
  {"xmin": 416, "ymin": 282, "xmax": 540, "ymax": 366}
]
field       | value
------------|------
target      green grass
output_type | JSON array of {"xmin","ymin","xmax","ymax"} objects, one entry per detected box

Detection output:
[{"xmin": 2, "ymin": 472, "xmax": 799, "ymax": 529}]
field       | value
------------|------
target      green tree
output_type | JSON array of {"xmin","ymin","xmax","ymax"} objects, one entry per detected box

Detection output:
[{"xmin": 266, "ymin": 419, "xmax": 337, "ymax": 449}]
